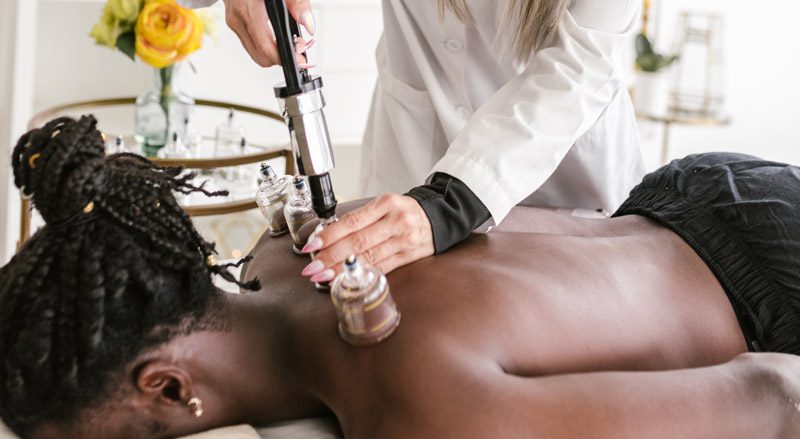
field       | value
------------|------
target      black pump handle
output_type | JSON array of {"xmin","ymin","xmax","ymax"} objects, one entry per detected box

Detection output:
[{"xmin": 264, "ymin": 0, "xmax": 309, "ymax": 95}]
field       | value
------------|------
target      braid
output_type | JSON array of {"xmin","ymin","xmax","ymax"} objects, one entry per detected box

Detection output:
[{"xmin": 0, "ymin": 115, "xmax": 260, "ymax": 436}]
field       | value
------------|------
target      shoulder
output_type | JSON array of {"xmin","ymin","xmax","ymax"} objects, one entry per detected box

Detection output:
[{"xmin": 568, "ymin": 0, "xmax": 641, "ymax": 33}]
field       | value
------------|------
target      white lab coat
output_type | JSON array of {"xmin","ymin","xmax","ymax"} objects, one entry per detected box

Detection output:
[
  {"xmin": 181, "ymin": 0, "xmax": 644, "ymax": 224},
  {"xmin": 362, "ymin": 0, "xmax": 644, "ymax": 225}
]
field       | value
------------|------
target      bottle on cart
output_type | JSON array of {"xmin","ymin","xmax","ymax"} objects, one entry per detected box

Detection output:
[
  {"xmin": 182, "ymin": 116, "xmax": 201, "ymax": 154},
  {"xmin": 215, "ymin": 109, "xmax": 244, "ymax": 154},
  {"xmin": 237, "ymin": 137, "xmax": 253, "ymax": 183},
  {"xmin": 331, "ymin": 255, "xmax": 401, "ymax": 346},
  {"xmin": 255, "ymin": 163, "xmax": 291, "ymax": 237},
  {"xmin": 284, "ymin": 176, "xmax": 318, "ymax": 254},
  {"xmin": 215, "ymin": 109, "xmax": 245, "ymax": 180},
  {"xmin": 107, "ymin": 135, "xmax": 127, "ymax": 155},
  {"xmin": 157, "ymin": 132, "xmax": 189, "ymax": 159}
]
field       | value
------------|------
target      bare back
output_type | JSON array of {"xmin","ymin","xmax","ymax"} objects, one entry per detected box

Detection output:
[{"xmin": 243, "ymin": 205, "xmax": 747, "ymax": 438}]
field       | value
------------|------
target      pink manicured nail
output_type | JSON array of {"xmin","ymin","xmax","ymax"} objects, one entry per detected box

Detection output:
[
  {"xmin": 310, "ymin": 269, "xmax": 335, "ymax": 283},
  {"xmin": 298, "ymin": 63, "xmax": 317, "ymax": 70},
  {"xmin": 302, "ymin": 259, "xmax": 325, "ymax": 276},
  {"xmin": 302, "ymin": 237, "xmax": 323, "ymax": 253},
  {"xmin": 304, "ymin": 38, "xmax": 316, "ymax": 50},
  {"xmin": 295, "ymin": 37, "xmax": 315, "ymax": 52}
]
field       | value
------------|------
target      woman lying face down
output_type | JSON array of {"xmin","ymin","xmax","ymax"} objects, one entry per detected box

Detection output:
[{"xmin": 2, "ymin": 116, "xmax": 800, "ymax": 439}]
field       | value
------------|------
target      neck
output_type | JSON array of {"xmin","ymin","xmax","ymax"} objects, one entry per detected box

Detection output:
[{"xmin": 188, "ymin": 292, "xmax": 329, "ymax": 426}]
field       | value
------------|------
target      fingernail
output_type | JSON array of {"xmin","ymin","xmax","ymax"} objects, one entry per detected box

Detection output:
[
  {"xmin": 298, "ymin": 63, "xmax": 317, "ymax": 70},
  {"xmin": 302, "ymin": 237, "xmax": 323, "ymax": 253},
  {"xmin": 310, "ymin": 269, "xmax": 335, "ymax": 283},
  {"xmin": 302, "ymin": 11, "xmax": 316, "ymax": 35},
  {"xmin": 302, "ymin": 260, "xmax": 325, "ymax": 277},
  {"xmin": 303, "ymin": 38, "xmax": 316, "ymax": 50},
  {"xmin": 294, "ymin": 37, "xmax": 314, "ymax": 48}
]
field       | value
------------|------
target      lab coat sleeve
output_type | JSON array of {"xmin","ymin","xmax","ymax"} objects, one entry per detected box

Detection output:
[
  {"xmin": 177, "ymin": 0, "xmax": 218, "ymax": 8},
  {"xmin": 430, "ymin": 0, "xmax": 639, "ymax": 225},
  {"xmin": 406, "ymin": 173, "xmax": 491, "ymax": 254}
]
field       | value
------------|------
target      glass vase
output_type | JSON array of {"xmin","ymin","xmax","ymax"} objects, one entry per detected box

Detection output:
[{"xmin": 135, "ymin": 64, "xmax": 195, "ymax": 157}]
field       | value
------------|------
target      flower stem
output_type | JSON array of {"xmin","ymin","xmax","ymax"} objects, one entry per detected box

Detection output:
[{"xmin": 159, "ymin": 66, "xmax": 173, "ymax": 140}]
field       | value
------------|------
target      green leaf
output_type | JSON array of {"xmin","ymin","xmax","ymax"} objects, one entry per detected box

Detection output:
[
  {"xmin": 657, "ymin": 55, "xmax": 679, "ymax": 70},
  {"xmin": 636, "ymin": 54, "xmax": 658, "ymax": 72},
  {"xmin": 116, "ymin": 31, "xmax": 136, "ymax": 62},
  {"xmin": 635, "ymin": 33, "xmax": 654, "ymax": 57},
  {"xmin": 635, "ymin": 34, "xmax": 679, "ymax": 72}
]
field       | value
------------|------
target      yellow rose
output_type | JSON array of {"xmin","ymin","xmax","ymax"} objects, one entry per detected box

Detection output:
[
  {"xmin": 135, "ymin": 0, "xmax": 204, "ymax": 68},
  {"xmin": 108, "ymin": 0, "xmax": 142, "ymax": 23}
]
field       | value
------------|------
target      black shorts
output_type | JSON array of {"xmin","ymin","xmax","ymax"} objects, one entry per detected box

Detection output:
[{"xmin": 614, "ymin": 153, "xmax": 800, "ymax": 354}]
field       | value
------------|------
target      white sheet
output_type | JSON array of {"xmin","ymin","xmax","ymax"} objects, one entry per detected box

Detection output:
[{"xmin": 178, "ymin": 418, "xmax": 342, "ymax": 439}]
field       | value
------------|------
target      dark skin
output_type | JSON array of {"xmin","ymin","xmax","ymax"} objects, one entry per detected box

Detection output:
[{"xmin": 34, "ymin": 202, "xmax": 800, "ymax": 438}]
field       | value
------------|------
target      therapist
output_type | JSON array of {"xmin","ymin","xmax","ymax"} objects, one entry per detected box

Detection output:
[{"xmin": 183, "ymin": 0, "xmax": 644, "ymax": 284}]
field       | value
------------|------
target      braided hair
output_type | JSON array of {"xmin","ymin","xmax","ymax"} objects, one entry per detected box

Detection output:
[{"xmin": 0, "ymin": 115, "xmax": 259, "ymax": 436}]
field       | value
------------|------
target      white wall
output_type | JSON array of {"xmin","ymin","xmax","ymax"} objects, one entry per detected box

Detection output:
[
  {"xmin": 0, "ymin": 0, "xmax": 16, "ymax": 267},
  {"xmin": 32, "ymin": 0, "xmax": 383, "ymax": 202},
  {"xmin": 29, "ymin": 0, "xmax": 800, "ymax": 174},
  {"xmin": 3, "ymin": 0, "xmax": 382, "ymax": 260},
  {"xmin": 638, "ymin": 0, "xmax": 800, "ymax": 168},
  {"xmin": 0, "ymin": 0, "xmax": 17, "ymax": 419},
  {"xmin": 5, "ymin": 0, "xmax": 800, "ymax": 262},
  {"xmin": 33, "ymin": 0, "xmax": 382, "ymax": 142},
  {"xmin": 0, "ymin": 0, "xmax": 38, "ymax": 265}
]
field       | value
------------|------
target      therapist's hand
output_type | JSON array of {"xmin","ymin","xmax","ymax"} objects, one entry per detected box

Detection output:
[
  {"xmin": 300, "ymin": 194, "xmax": 435, "ymax": 283},
  {"xmin": 223, "ymin": 0, "xmax": 315, "ymax": 67}
]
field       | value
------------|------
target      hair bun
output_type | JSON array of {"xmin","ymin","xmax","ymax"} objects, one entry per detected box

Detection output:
[{"xmin": 12, "ymin": 115, "xmax": 106, "ymax": 225}]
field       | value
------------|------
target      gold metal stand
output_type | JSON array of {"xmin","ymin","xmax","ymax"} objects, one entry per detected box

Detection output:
[
  {"xmin": 637, "ymin": 111, "xmax": 731, "ymax": 165},
  {"xmin": 18, "ymin": 97, "xmax": 294, "ymax": 249}
]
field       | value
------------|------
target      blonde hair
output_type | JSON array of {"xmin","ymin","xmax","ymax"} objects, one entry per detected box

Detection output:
[{"xmin": 438, "ymin": 0, "xmax": 573, "ymax": 62}]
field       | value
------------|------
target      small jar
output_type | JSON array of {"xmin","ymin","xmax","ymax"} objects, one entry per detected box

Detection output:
[
  {"xmin": 157, "ymin": 132, "xmax": 189, "ymax": 159},
  {"xmin": 284, "ymin": 176, "xmax": 317, "ymax": 254},
  {"xmin": 182, "ymin": 116, "xmax": 201, "ymax": 154},
  {"xmin": 255, "ymin": 163, "xmax": 291, "ymax": 236},
  {"xmin": 215, "ymin": 109, "xmax": 246, "ymax": 181},
  {"xmin": 107, "ymin": 135, "xmax": 127, "ymax": 155},
  {"xmin": 330, "ymin": 255, "xmax": 401, "ymax": 346}
]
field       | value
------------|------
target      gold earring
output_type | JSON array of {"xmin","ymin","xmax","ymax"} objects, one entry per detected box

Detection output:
[{"xmin": 187, "ymin": 397, "xmax": 204, "ymax": 418}]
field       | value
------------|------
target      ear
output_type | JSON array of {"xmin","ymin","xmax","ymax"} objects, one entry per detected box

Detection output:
[{"xmin": 134, "ymin": 360, "xmax": 194, "ymax": 409}]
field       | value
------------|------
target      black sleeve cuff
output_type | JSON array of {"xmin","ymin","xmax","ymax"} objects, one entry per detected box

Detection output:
[{"xmin": 405, "ymin": 172, "xmax": 491, "ymax": 254}]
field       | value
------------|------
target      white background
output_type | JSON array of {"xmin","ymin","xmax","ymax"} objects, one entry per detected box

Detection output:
[
  {"xmin": 2, "ymin": 0, "xmax": 800, "ymax": 265},
  {"xmin": 638, "ymin": 0, "xmax": 800, "ymax": 167}
]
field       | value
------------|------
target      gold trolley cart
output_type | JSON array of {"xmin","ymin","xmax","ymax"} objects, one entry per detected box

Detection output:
[{"xmin": 19, "ymin": 97, "xmax": 293, "ymax": 249}]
